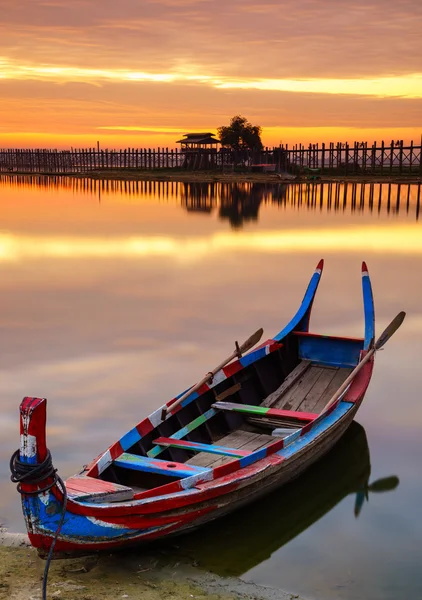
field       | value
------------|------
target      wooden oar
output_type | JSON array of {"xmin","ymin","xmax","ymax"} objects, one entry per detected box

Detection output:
[
  {"xmin": 161, "ymin": 328, "xmax": 264, "ymax": 420},
  {"xmin": 321, "ymin": 311, "xmax": 406, "ymax": 415}
]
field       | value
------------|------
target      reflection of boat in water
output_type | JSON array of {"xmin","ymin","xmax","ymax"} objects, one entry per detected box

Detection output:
[{"xmin": 167, "ymin": 421, "xmax": 398, "ymax": 577}]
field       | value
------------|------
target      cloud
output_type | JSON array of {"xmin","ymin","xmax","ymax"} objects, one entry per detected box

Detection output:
[
  {"xmin": 0, "ymin": 0, "xmax": 421, "ymax": 146},
  {"xmin": 0, "ymin": 1, "xmax": 421, "ymax": 78}
]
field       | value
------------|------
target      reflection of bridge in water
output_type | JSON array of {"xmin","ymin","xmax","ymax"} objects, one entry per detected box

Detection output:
[{"xmin": 1, "ymin": 175, "xmax": 420, "ymax": 225}]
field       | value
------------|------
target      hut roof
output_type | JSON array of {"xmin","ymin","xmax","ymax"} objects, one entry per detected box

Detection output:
[{"xmin": 177, "ymin": 132, "xmax": 219, "ymax": 144}]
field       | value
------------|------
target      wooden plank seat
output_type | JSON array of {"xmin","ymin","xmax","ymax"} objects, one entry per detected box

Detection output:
[
  {"xmin": 212, "ymin": 401, "xmax": 318, "ymax": 423},
  {"xmin": 66, "ymin": 476, "xmax": 134, "ymax": 503},
  {"xmin": 153, "ymin": 437, "xmax": 251, "ymax": 458},
  {"xmin": 113, "ymin": 453, "xmax": 210, "ymax": 478}
]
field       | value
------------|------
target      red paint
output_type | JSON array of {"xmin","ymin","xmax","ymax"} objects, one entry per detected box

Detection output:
[
  {"xmin": 109, "ymin": 441, "xmax": 124, "ymax": 461},
  {"xmin": 66, "ymin": 477, "xmax": 127, "ymax": 495},
  {"xmin": 223, "ymin": 359, "xmax": 243, "ymax": 377},
  {"xmin": 215, "ymin": 402, "xmax": 317, "ymax": 422},
  {"xmin": 344, "ymin": 351, "xmax": 374, "ymax": 404},
  {"xmin": 213, "ymin": 458, "xmax": 241, "ymax": 479},
  {"xmin": 264, "ymin": 437, "xmax": 285, "ymax": 454},
  {"xmin": 196, "ymin": 382, "xmax": 210, "ymax": 395},
  {"xmin": 20, "ymin": 397, "xmax": 48, "ymax": 463},
  {"xmin": 266, "ymin": 407, "xmax": 318, "ymax": 421},
  {"xmin": 101, "ymin": 505, "xmax": 215, "ymax": 528},
  {"xmin": 362, "ymin": 261, "xmax": 368, "ymax": 273},
  {"xmin": 316, "ymin": 259, "xmax": 324, "ymax": 271},
  {"xmin": 136, "ymin": 418, "xmax": 154, "ymax": 437}
]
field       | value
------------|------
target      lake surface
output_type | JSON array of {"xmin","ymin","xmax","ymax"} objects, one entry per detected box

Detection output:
[{"xmin": 1, "ymin": 175, "xmax": 421, "ymax": 600}]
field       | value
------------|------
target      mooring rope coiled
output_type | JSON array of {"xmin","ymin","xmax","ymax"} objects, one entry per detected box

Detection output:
[
  {"xmin": 10, "ymin": 449, "xmax": 58, "ymax": 494},
  {"xmin": 10, "ymin": 448, "xmax": 68, "ymax": 600}
]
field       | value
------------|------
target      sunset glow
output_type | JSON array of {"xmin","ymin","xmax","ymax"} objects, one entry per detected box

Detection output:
[
  {"xmin": 2, "ymin": 225, "xmax": 422, "ymax": 264},
  {"xmin": 1, "ymin": 0, "xmax": 421, "ymax": 148}
]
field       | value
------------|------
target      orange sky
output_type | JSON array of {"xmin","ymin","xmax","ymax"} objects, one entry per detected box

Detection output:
[{"xmin": 0, "ymin": 0, "xmax": 421, "ymax": 148}]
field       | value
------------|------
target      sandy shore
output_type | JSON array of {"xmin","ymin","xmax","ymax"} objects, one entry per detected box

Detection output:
[{"xmin": 0, "ymin": 534, "xmax": 302, "ymax": 600}]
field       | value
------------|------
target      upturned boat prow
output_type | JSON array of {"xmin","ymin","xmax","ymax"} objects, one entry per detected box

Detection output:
[{"xmin": 10, "ymin": 259, "xmax": 405, "ymax": 559}]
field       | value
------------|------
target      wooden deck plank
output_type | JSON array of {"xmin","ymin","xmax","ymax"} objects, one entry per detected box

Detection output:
[
  {"xmin": 297, "ymin": 367, "xmax": 339, "ymax": 413},
  {"xmin": 187, "ymin": 430, "xmax": 272, "ymax": 468},
  {"xmin": 152, "ymin": 436, "xmax": 250, "ymax": 458},
  {"xmin": 275, "ymin": 366, "xmax": 324, "ymax": 411},
  {"xmin": 312, "ymin": 367, "xmax": 353, "ymax": 413},
  {"xmin": 260, "ymin": 360, "xmax": 311, "ymax": 408},
  {"xmin": 187, "ymin": 430, "xmax": 259, "ymax": 467},
  {"xmin": 208, "ymin": 432, "xmax": 274, "ymax": 469}
]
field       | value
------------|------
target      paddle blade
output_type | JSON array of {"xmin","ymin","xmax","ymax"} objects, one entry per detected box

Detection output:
[
  {"xmin": 354, "ymin": 489, "xmax": 366, "ymax": 518},
  {"xmin": 367, "ymin": 476, "xmax": 400, "ymax": 493},
  {"xmin": 375, "ymin": 311, "xmax": 406, "ymax": 350},
  {"xmin": 238, "ymin": 328, "xmax": 264, "ymax": 354}
]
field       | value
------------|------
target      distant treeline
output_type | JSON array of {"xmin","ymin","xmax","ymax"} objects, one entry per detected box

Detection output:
[{"xmin": 0, "ymin": 141, "xmax": 421, "ymax": 175}]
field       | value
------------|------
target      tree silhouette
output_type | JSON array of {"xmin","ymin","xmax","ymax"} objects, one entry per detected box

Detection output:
[{"xmin": 218, "ymin": 115, "xmax": 263, "ymax": 150}]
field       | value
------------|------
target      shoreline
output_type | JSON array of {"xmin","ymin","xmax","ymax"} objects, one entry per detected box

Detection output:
[
  {"xmin": 0, "ymin": 532, "xmax": 303, "ymax": 600},
  {"xmin": 1, "ymin": 169, "xmax": 421, "ymax": 185}
]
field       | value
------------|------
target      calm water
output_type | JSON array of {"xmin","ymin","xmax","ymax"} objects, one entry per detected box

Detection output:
[{"xmin": 1, "ymin": 176, "xmax": 422, "ymax": 599}]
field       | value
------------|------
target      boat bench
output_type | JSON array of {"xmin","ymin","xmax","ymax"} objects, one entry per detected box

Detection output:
[
  {"xmin": 66, "ymin": 476, "xmax": 134, "ymax": 503},
  {"xmin": 212, "ymin": 401, "xmax": 318, "ymax": 422},
  {"xmin": 153, "ymin": 437, "xmax": 250, "ymax": 458},
  {"xmin": 114, "ymin": 452, "xmax": 210, "ymax": 478}
]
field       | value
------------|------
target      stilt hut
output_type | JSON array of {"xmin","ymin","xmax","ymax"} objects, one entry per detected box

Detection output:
[{"xmin": 176, "ymin": 132, "xmax": 219, "ymax": 170}]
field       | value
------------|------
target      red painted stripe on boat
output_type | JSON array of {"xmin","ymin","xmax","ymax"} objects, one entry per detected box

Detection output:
[
  {"xmin": 213, "ymin": 458, "xmax": 241, "ymax": 479},
  {"xmin": 133, "ymin": 480, "xmax": 184, "ymax": 499},
  {"xmin": 344, "ymin": 355, "xmax": 373, "ymax": 404},
  {"xmin": 222, "ymin": 360, "xmax": 243, "ymax": 377},
  {"xmin": 100, "ymin": 505, "xmax": 215, "ymax": 528},
  {"xmin": 87, "ymin": 464, "xmax": 99, "ymax": 477},
  {"xmin": 300, "ymin": 421, "xmax": 314, "ymax": 435},
  {"xmin": 109, "ymin": 441, "xmax": 123, "ymax": 461},
  {"xmin": 266, "ymin": 407, "xmax": 318, "ymax": 421},
  {"xmin": 137, "ymin": 418, "xmax": 153, "ymax": 437},
  {"xmin": 51, "ymin": 455, "xmax": 277, "ymax": 518},
  {"xmin": 264, "ymin": 437, "xmax": 285, "ymax": 454}
]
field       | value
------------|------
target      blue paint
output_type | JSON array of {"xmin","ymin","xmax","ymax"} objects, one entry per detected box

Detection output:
[
  {"xmin": 114, "ymin": 453, "xmax": 210, "ymax": 478},
  {"xmin": 296, "ymin": 335, "xmax": 363, "ymax": 367},
  {"xmin": 240, "ymin": 345, "xmax": 269, "ymax": 367},
  {"xmin": 362, "ymin": 272, "xmax": 375, "ymax": 350},
  {"xmin": 24, "ymin": 494, "xmax": 171, "ymax": 543},
  {"xmin": 148, "ymin": 408, "xmax": 217, "ymax": 458},
  {"xmin": 274, "ymin": 266, "xmax": 322, "ymax": 342},
  {"xmin": 179, "ymin": 390, "xmax": 200, "ymax": 409},
  {"xmin": 277, "ymin": 402, "xmax": 353, "ymax": 459},
  {"xmin": 154, "ymin": 438, "xmax": 249, "ymax": 457},
  {"xmin": 226, "ymin": 401, "xmax": 353, "ymax": 472},
  {"xmin": 120, "ymin": 427, "xmax": 142, "ymax": 451},
  {"xmin": 239, "ymin": 446, "xmax": 268, "ymax": 468}
]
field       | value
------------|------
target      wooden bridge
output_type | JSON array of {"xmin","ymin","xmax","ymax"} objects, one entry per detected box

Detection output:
[{"xmin": 0, "ymin": 141, "xmax": 421, "ymax": 175}]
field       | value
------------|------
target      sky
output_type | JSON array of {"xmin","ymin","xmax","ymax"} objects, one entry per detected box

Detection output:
[{"xmin": 0, "ymin": 0, "xmax": 421, "ymax": 149}]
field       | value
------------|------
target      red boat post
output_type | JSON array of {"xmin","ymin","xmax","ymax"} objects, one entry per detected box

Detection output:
[{"xmin": 19, "ymin": 397, "xmax": 48, "ymax": 489}]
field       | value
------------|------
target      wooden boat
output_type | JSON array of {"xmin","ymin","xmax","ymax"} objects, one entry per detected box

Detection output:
[{"xmin": 11, "ymin": 259, "xmax": 401, "ymax": 557}]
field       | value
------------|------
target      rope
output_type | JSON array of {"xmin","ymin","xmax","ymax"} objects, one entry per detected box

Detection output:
[{"xmin": 10, "ymin": 449, "xmax": 68, "ymax": 600}]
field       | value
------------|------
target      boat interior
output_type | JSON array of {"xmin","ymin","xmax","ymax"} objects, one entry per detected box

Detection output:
[{"xmin": 80, "ymin": 331, "xmax": 360, "ymax": 501}]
